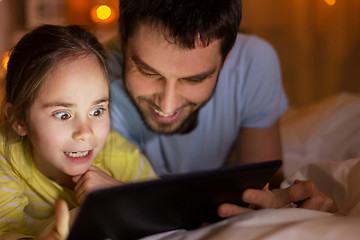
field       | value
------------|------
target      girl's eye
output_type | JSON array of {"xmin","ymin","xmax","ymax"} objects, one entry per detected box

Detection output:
[
  {"xmin": 53, "ymin": 111, "xmax": 71, "ymax": 120},
  {"xmin": 90, "ymin": 108, "xmax": 106, "ymax": 117}
]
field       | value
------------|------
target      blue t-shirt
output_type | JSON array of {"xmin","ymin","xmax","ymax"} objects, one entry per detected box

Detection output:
[{"xmin": 108, "ymin": 33, "xmax": 288, "ymax": 176}]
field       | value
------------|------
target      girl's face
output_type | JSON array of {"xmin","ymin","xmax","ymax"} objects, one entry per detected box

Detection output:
[{"xmin": 24, "ymin": 56, "xmax": 110, "ymax": 183}]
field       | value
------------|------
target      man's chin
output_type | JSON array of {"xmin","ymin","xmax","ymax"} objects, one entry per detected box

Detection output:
[
  {"xmin": 145, "ymin": 115, "xmax": 198, "ymax": 135},
  {"xmin": 145, "ymin": 122, "xmax": 183, "ymax": 135},
  {"xmin": 142, "ymin": 109, "xmax": 199, "ymax": 135}
]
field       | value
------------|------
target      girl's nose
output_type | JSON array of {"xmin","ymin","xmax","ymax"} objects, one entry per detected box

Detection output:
[{"xmin": 72, "ymin": 119, "xmax": 93, "ymax": 141}]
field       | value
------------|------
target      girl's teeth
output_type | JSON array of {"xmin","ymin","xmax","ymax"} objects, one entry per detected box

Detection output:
[
  {"xmin": 66, "ymin": 151, "xmax": 89, "ymax": 158},
  {"xmin": 154, "ymin": 109, "xmax": 175, "ymax": 117}
]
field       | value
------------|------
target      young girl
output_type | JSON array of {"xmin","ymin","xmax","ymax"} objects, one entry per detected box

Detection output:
[{"xmin": 0, "ymin": 25, "xmax": 156, "ymax": 239}]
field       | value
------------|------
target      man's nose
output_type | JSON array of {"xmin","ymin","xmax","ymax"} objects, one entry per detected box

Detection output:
[{"xmin": 157, "ymin": 80, "xmax": 179, "ymax": 114}]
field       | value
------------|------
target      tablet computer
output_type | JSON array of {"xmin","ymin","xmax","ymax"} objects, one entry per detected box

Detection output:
[{"xmin": 67, "ymin": 160, "xmax": 282, "ymax": 240}]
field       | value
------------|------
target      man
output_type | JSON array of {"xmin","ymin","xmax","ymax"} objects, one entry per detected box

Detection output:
[{"xmin": 108, "ymin": 0, "xmax": 334, "ymax": 216}]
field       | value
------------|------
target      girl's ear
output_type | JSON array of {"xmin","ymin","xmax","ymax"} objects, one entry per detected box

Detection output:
[
  {"xmin": 4, "ymin": 103, "xmax": 28, "ymax": 136},
  {"xmin": 12, "ymin": 120, "xmax": 28, "ymax": 136}
]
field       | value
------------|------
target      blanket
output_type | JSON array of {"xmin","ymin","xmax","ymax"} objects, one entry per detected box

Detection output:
[
  {"xmin": 143, "ymin": 92, "xmax": 360, "ymax": 239},
  {"xmin": 143, "ymin": 158, "xmax": 360, "ymax": 240}
]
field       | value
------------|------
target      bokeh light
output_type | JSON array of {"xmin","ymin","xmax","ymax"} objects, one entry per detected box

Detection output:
[
  {"xmin": 1, "ymin": 52, "xmax": 9, "ymax": 71},
  {"xmin": 325, "ymin": 0, "xmax": 336, "ymax": 6},
  {"xmin": 97, "ymin": 5, "xmax": 111, "ymax": 20},
  {"xmin": 90, "ymin": 5, "xmax": 116, "ymax": 23}
]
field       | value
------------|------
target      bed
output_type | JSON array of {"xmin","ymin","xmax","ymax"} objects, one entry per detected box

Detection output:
[
  {"xmin": 140, "ymin": 92, "xmax": 360, "ymax": 239},
  {"xmin": 39, "ymin": 92, "xmax": 360, "ymax": 239}
]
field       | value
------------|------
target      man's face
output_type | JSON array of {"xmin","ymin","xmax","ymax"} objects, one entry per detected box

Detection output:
[{"xmin": 123, "ymin": 23, "xmax": 223, "ymax": 134}]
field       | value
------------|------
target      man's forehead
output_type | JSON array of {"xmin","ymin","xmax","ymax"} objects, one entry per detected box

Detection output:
[
  {"xmin": 127, "ymin": 22, "xmax": 221, "ymax": 50},
  {"xmin": 124, "ymin": 23, "xmax": 223, "ymax": 75}
]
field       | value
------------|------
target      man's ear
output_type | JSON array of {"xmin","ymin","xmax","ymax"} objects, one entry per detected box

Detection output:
[
  {"xmin": 4, "ymin": 103, "xmax": 28, "ymax": 136},
  {"xmin": 224, "ymin": 51, "xmax": 231, "ymax": 64},
  {"xmin": 220, "ymin": 51, "xmax": 231, "ymax": 69}
]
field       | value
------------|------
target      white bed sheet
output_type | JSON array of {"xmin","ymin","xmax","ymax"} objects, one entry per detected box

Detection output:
[
  {"xmin": 144, "ymin": 158, "xmax": 360, "ymax": 240},
  {"xmin": 40, "ymin": 92, "xmax": 360, "ymax": 239},
  {"xmin": 281, "ymin": 92, "xmax": 360, "ymax": 179},
  {"xmin": 144, "ymin": 92, "xmax": 360, "ymax": 239}
]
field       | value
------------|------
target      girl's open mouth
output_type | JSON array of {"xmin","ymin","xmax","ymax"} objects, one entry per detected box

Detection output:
[{"xmin": 64, "ymin": 150, "xmax": 93, "ymax": 164}]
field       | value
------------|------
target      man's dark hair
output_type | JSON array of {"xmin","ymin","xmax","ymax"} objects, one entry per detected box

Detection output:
[{"xmin": 118, "ymin": 0, "xmax": 242, "ymax": 61}]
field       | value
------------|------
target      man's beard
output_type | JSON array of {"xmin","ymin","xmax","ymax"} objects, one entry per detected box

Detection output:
[
  {"xmin": 122, "ymin": 63, "xmax": 220, "ymax": 135},
  {"xmin": 125, "ymin": 91, "xmax": 201, "ymax": 135}
]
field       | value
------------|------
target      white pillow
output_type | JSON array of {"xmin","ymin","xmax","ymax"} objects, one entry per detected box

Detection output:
[{"xmin": 281, "ymin": 92, "xmax": 360, "ymax": 179}]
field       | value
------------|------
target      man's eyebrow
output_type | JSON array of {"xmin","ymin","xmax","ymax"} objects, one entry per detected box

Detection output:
[
  {"xmin": 181, "ymin": 67, "xmax": 217, "ymax": 81},
  {"xmin": 132, "ymin": 55, "xmax": 217, "ymax": 81},
  {"xmin": 132, "ymin": 56, "xmax": 160, "ymax": 74},
  {"xmin": 43, "ymin": 98, "xmax": 110, "ymax": 108}
]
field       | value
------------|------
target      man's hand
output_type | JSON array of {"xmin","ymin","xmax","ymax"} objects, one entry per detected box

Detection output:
[
  {"xmin": 73, "ymin": 166, "xmax": 124, "ymax": 204},
  {"xmin": 37, "ymin": 199, "xmax": 69, "ymax": 240},
  {"xmin": 218, "ymin": 180, "xmax": 334, "ymax": 218}
]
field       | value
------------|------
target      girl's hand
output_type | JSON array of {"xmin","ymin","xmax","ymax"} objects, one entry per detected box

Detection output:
[
  {"xmin": 217, "ymin": 180, "xmax": 334, "ymax": 218},
  {"xmin": 37, "ymin": 199, "xmax": 69, "ymax": 240},
  {"xmin": 72, "ymin": 166, "xmax": 125, "ymax": 204}
]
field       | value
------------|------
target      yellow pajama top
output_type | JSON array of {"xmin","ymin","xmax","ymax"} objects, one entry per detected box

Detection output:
[{"xmin": 0, "ymin": 130, "xmax": 156, "ymax": 239}]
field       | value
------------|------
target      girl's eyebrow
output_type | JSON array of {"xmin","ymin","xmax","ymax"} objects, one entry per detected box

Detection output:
[
  {"xmin": 42, "ymin": 98, "xmax": 110, "ymax": 108},
  {"xmin": 43, "ymin": 102, "xmax": 73, "ymax": 108},
  {"xmin": 94, "ymin": 98, "xmax": 110, "ymax": 105}
]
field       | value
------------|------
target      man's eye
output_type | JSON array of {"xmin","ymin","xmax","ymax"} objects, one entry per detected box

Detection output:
[
  {"xmin": 138, "ymin": 67, "xmax": 158, "ymax": 77},
  {"xmin": 90, "ymin": 108, "xmax": 106, "ymax": 117},
  {"xmin": 53, "ymin": 111, "xmax": 71, "ymax": 120}
]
